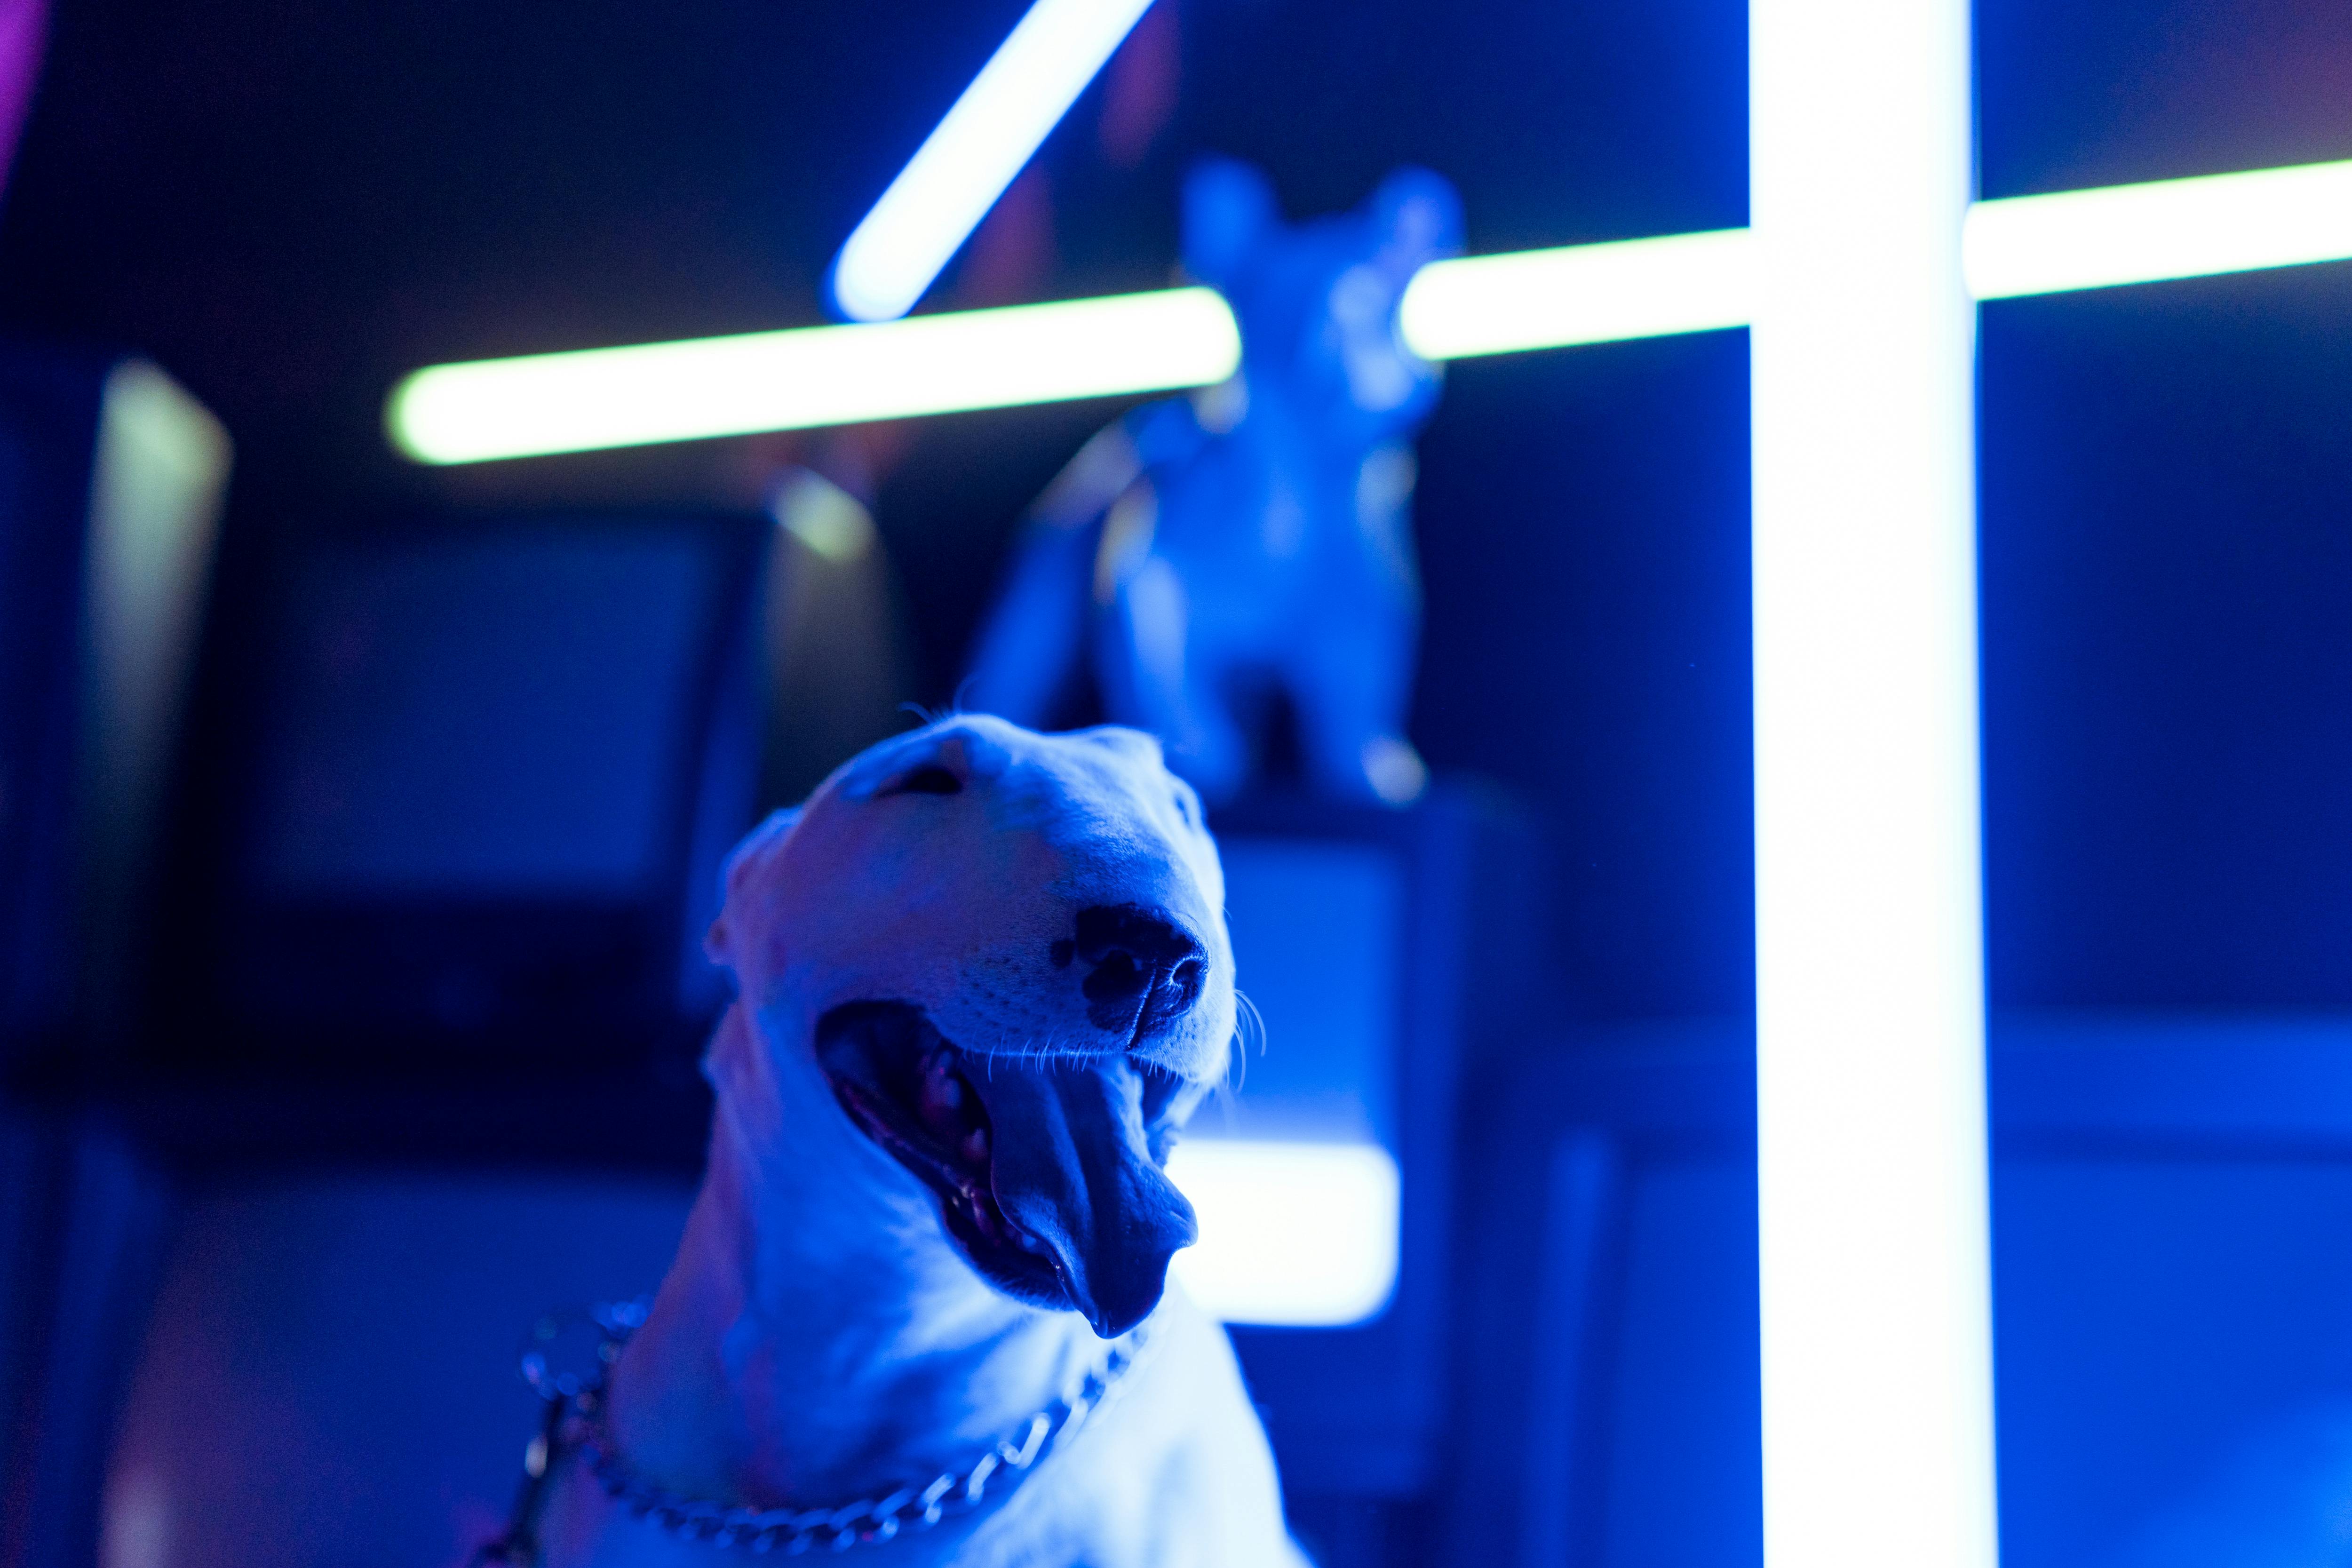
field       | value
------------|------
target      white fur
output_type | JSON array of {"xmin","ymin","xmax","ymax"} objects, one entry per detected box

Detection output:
[{"xmin": 537, "ymin": 716, "xmax": 1304, "ymax": 1567}]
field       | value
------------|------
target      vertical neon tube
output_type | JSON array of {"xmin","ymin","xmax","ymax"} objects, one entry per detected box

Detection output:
[{"xmin": 1748, "ymin": 1, "xmax": 1997, "ymax": 1566}]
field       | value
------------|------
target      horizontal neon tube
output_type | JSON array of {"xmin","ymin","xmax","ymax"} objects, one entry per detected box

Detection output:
[
  {"xmin": 1164, "ymin": 1138, "xmax": 1398, "ymax": 1328},
  {"xmin": 1398, "ymin": 227, "xmax": 1755, "ymax": 358},
  {"xmin": 387, "ymin": 287, "xmax": 1238, "ymax": 465},
  {"xmin": 831, "ymin": 0, "xmax": 1156, "ymax": 323},
  {"xmin": 1396, "ymin": 157, "xmax": 2352, "ymax": 360},
  {"xmin": 1963, "ymin": 157, "xmax": 2352, "ymax": 300},
  {"xmin": 388, "ymin": 157, "xmax": 2352, "ymax": 464}
]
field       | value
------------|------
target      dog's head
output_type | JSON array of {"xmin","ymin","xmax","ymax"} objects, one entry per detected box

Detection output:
[{"xmin": 706, "ymin": 715, "xmax": 1232, "ymax": 1339}]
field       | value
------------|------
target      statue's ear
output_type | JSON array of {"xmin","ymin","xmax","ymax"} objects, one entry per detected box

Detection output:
[
  {"xmin": 1182, "ymin": 157, "xmax": 1278, "ymax": 291},
  {"xmin": 1367, "ymin": 166, "xmax": 1463, "ymax": 278},
  {"xmin": 704, "ymin": 806, "xmax": 803, "ymax": 965}
]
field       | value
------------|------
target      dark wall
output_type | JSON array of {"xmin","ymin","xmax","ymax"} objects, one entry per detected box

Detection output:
[
  {"xmin": 1977, "ymin": 0, "xmax": 2352, "ymax": 1008},
  {"xmin": 1981, "ymin": 266, "xmax": 2352, "ymax": 1008}
]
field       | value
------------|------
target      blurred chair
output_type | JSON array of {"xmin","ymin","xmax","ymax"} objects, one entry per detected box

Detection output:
[
  {"xmin": 0, "ymin": 346, "xmax": 229, "ymax": 1066},
  {"xmin": 1446, "ymin": 1014, "xmax": 2352, "ymax": 1568},
  {"xmin": 0, "ymin": 1097, "xmax": 695, "ymax": 1568},
  {"xmin": 1992, "ymin": 1016, "xmax": 2352, "ymax": 1568},
  {"xmin": 2, "ymin": 504, "xmax": 778, "ymax": 1567},
  {"xmin": 757, "ymin": 466, "xmax": 915, "ymax": 806},
  {"xmin": 1444, "ymin": 1019, "xmax": 1759, "ymax": 1568},
  {"xmin": 0, "ymin": 1108, "xmax": 172, "ymax": 1568},
  {"xmin": 148, "ymin": 510, "xmax": 770, "ymax": 1075},
  {"xmin": 96, "ymin": 1162, "xmax": 694, "ymax": 1568},
  {"xmin": 0, "ymin": 343, "xmax": 226, "ymax": 1567},
  {"xmin": 1207, "ymin": 785, "xmax": 1542, "ymax": 1566}
]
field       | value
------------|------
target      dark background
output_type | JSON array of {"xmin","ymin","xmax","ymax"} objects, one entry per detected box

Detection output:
[{"xmin": 1, "ymin": 0, "xmax": 2348, "ymax": 1020}]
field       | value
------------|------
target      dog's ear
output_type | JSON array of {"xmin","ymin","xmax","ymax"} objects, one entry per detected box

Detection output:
[
  {"xmin": 1366, "ymin": 165, "xmax": 1462, "ymax": 283},
  {"xmin": 705, "ymin": 806, "xmax": 803, "ymax": 965},
  {"xmin": 1182, "ymin": 156, "xmax": 1277, "ymax": 292}
]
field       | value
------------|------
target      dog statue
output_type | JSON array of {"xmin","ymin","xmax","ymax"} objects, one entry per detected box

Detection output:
[
  {"xmin": 964, "ymin": 159, "xmax": 1462, "ymax": 807},
  {"xmin": 530, "ymin": 716, "xmax": 1303, "ymax": 1566}
]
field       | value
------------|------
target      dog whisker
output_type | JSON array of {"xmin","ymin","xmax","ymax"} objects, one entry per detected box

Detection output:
[
  {"xmin": 1226, "ymin": 991, "xmax": 1268, "ymax": 1097},
  {"xmin": 1235, "ymin": 990, "xmax": 1267, "ymax": 1057}
]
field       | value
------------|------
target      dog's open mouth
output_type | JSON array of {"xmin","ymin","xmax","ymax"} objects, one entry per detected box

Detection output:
[
  {"xmin": 814, "ymin": 1000, "xmax": 1197, "ymax": 1338},
  {"xmin": 815, "ymin": 1001, "xmax": 1066, "ymax": 1306}
]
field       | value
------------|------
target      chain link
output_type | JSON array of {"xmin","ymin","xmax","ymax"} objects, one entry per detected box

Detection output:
[{"xmin": 489, "ymin": 1299, "xmax": 1152, "ymax": 1560}]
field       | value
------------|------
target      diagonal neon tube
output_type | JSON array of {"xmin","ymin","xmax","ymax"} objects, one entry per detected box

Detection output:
[{"xmin": 829, "ymin": 0, "xmax": 1157, "ymax": 323}]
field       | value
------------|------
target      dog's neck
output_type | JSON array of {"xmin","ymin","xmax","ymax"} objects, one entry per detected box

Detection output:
[{"xmin": 604, "ymin": 1002, "xmax": 1099, "ymax": 1508}]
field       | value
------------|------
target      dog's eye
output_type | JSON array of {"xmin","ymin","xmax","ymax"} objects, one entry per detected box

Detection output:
[
  {"xmin": 879, "ymin": 764, "xmax": 963, "ymax": 797},
  {"xmin": 1170, "ymin": 790, "xmax": 1198, "ymax": 828}
]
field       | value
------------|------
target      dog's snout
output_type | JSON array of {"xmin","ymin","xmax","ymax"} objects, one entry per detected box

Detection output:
[{"xmin": 1066, "ymin": 905, "xmax": 1208, "ymax": 1043}]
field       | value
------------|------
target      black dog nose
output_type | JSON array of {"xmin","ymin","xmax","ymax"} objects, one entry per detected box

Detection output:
[{"xmin": 1057, "ymin": 905, "xmax": 1208, "ymax": 1043}]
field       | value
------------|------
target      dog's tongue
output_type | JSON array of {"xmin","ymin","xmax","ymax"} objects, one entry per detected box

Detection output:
[{"xmin": 965, "ymin": 1058, "xmax": 1197, "ymax": 1339}]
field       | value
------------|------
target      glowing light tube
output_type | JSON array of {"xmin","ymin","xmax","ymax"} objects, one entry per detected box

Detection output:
[
  {"xmin": 1398, "ymin": 227, "xmax": 1754, "ymax": 359},
  {"xmin": 1164, "ymin": 1139, "xmax": 1398, "ymax": 1328},
  {"xmin": 388, "ymin": 156, "xmax": 2352, "ymax": 465},
  {"xmin": 829, "ymin": 0, "xmax": 1156, "ymax": 323},
  {"xmin": 1749, "ymin": 0, "xmax": 1997, "ymax": 1566},
  {"xmin": 387, "ymin": 287, "xmax": 1237, "ymax": 466},
  {"xmin": 1966, "ymin": 157, "xmax": 2352, "ymax": 301}
]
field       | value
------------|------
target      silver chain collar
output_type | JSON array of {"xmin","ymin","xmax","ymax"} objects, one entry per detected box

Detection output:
[{"xmin": 487, "ymin": 1299, "xmax": 1153, "ymax": 1560}]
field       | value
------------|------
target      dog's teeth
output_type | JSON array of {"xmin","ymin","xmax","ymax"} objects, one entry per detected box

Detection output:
[
  {"xmin": 962, "ymin": 1126, "xmax": 990, "ymax": 1166},
  {"xmin": 915, "ymin": 1052, "xmax": 967, "ymax": 1130}
]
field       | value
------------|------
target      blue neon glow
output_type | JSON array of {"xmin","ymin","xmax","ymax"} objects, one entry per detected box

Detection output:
[
  {"xmin": 1749, "ymin": 1, "xmax": 1997, "ymax": 1566},
  {"xmin": 829, "ymin": 0, "xmax": 1156, "ymax": 323},
  {"xmin": 1166, "ymin": 1139, "xmax": 1399, "ymax": 1327}
]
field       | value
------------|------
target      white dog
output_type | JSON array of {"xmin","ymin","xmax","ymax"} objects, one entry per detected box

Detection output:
[{"xmin": 531, "ymin": 716, "xmax": 1303, "ymax": 1567}]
